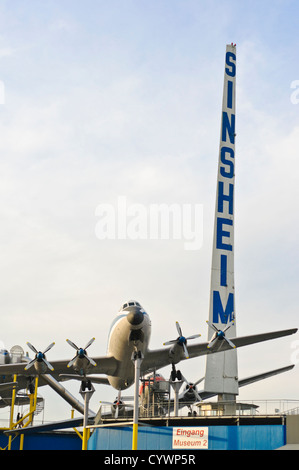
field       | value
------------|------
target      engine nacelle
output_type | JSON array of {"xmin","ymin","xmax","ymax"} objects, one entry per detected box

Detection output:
[
  {"xmin": 111, "ymin": 400, "xmax": 126, "ymax": 417},
  {"xmin": 184, "ymin": 383, "xmax": 198, "ymax": 399},
  {"xmin": 0, "ymin": 345, "xmax": 25, "ymax": 365},
  {"xmin": 10, "ymin": 345, "xmax": 25, "ymax": 363},
  {"xmin": 0, "ymin": 349, "xmax": 10, "ymax": 365}
]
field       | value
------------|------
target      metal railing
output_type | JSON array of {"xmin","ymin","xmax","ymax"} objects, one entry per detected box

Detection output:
[
  {"xmin": 97, "ymin": 398, "xmax": 299, "ymax": 420},
  {"xmin": 1, "ymin": 398, "xmax": 299, "ymax": 430}
]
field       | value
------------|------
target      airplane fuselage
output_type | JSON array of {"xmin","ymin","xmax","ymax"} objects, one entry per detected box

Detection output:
[{"xmin": 106, "ymin": 301, "xmax": 151, "ymax": 390}]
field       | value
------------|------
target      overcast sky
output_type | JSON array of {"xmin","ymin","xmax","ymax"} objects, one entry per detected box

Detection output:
[{"xmin": 0, "ymin": 0, "xmax": 299, "ymax": 422}]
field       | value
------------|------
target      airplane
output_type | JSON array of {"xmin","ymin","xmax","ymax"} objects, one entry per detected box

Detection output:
[{"xmin": 0, "ymin": 298, "xmax": 297, "ymax": 414}]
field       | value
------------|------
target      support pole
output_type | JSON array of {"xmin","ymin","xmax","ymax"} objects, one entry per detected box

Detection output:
[
  {"xmin": 170, "ymin": 380, "xmax": 183, "ymax": 417},
  {"xmin": 79, "ymin": 382, "xmax": 95, "ymax": 451},
  {"xmin": 19, "ymin": 376, "xmax": 39, "ymax": 450},
  {"xmin": 42, "ymin": 373, "xmax": 91, "ymax": 416},
  {"xmin": 8, "ymin": 375, "xmax": 39, "ymax": 450},
  {"xmin": 131, "ymin": 350, "xmax": 143, "ymax": 451},
  {"xmin": 19, "ymin": 433, "xmax": 24, "ymax": 451},
  {"xmin": 8, "ymin": 374, "xmax": 17, "ymax": 450}
]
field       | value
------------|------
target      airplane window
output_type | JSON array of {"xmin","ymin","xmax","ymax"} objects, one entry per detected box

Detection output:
[
  {"xmin": 123, "ymin": 303, "xmax": 128, "ymax": 309},
  {"xmin": 129, "ymin": 302, "xmax": 134, "ymax": 306},
  {"xmin": 136, "ymin": 302, "xmax": 140, "ymax": 306}
]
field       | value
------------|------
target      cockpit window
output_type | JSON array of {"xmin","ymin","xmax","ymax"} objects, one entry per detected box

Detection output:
[{"xmin": 120, "ymin": 300, "xmax": 142, "ymax": 311}]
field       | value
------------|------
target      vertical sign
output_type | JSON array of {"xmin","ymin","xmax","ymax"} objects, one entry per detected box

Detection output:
[{"xmin": 204, "ymin": 44, "xmax": 238, "ymax": 395}]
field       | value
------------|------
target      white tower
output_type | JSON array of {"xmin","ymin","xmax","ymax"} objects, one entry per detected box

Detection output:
[{"xmin": 204, "ymin": 44, "xmax": 238, "ymax": 402}]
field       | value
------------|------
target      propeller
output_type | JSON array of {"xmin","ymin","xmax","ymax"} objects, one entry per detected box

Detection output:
[
  {"xmin": 206, "ymin": 320, "xmax": 236, "ymax": 349},
  {"xmin": 164, "ymin": 322, "xmax": 201, "ymax": 359},
  {"xmin": 112, "ymin": 394, "xmax": 124, "ymax": 419},
  {"xmin": 66, "ymin": 337, "xmax": 97, "ymax": 369},
  {"xmin": 181, "ymin": 374, "xmax": 204, "ymax": 402},
  {"xmin": 100, "ymin": 391, "xmax": 133, "ymax": 419},
  {"xmin": 25, "ymin": 342, "xmax": 55, "ymax": 372}
]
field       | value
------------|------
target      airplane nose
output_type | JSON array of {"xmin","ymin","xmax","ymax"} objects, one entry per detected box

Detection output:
[{"xmin": 127, "ymin": 309, "xmax": 144, "ymax": 326}]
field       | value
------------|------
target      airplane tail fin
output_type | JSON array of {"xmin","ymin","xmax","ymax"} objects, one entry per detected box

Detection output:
[{"xmin": 204, "ymin": 44, "xmax": 238, "ymax": 397}]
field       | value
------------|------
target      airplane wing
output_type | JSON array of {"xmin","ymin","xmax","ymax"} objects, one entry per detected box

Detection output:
[
  {"xmin": 195, "ymin": 364, "xmax": 296, "ymax": 401},
  {"xmin": 59, "ymin": 374, "xmax": 110, "ymax": 385},
  {"xmin": 188, "ymin": 328, "xmax": 298, "ymax": 357},
  {"xmin": 4, "ymin": 417, "xmax": 94, "ymax": 436},
  {"xmin": 142, "ymin": 328, "xmax": 298, "ymax": 373},
  {"xmin": 238, "ymin": 364, "xmax": 295, "ymax": 388},
  {"xmin": 0, "ymin": 355, "xmax": 119, "ymax": 378},
  {"xmin": 0, "ymin": 328, "xmax": 296, "ymax": 380}
]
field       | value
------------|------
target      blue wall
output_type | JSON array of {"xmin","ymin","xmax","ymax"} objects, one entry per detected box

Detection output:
[
  {"xmin": 88, "ymin": 425, "xmax": 286, "ymax": 451},
  {"xmin": 0, "ymin": 425, "xmax": 286, "ymax": 450},
  {"xmin": 0, "ymin": 431, "xmax": 82, "ymax": 450}
]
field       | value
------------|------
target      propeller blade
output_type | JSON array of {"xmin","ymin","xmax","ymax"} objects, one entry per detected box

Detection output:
[
  {"xmin": 193, "ymin": 390, "xmax": 202, "ymax": 402},
  {"xmin": 43, "ymin": 342, "xmax": 55, "ymax": 355},
  {"xmin": 84, "ymin": 338, "xmax": 95, "ymax": 350},
  {"xmin": 185, "ymin": 334, "xmax": 201, "ymax": 341},
  {"xmin": 24, "ymin": 358, "xmax": 37, "ymax": 371},
  {"xmin": 66, "ymin": 339, "xmax": 79, "ymax": 350},
  {"xmin": 207, "ymin": 337, "xmax": 218, "ymax": 349},
  {"xmin": 224, "ymin": 337, "xmax": 236, "ymax": 349},
  {"xmin": 223, "ymin": 321, "xmax": 234, "ymax": 333},
  {"xmin": 42, "ymin": 358, "xmax": 54, "ymax": 371},
  {"xmin": 183, "ymin": 343, "xmax": 189, "ymax": 359},
  {"xmin": 86, "ymin": 356, "xmax": 97, "ymax": 367},
  {"xmin": 193, "ymin": 377, "xmax": 205, "ymax": 387},
  {"xmin": 67, "ymin": 357, "xmax": 77, "ymax": 368},
  {"xmin": 181, "ymin": 373, "xmax": 190, "ymax": 386},
  {"xmin": 206, "ymin": 321, "xmax": 219, "ymax": 332},
  {"xmin": 176, "ymin": 322, "xmax": 183, "ymax": 337},
  {"xmin": 163, "ymin": 340, "xmax": 177, "ymax": 346},
  {"xmin": 26, "ymin": 342, "xmax": 38, "ymax": 354}
]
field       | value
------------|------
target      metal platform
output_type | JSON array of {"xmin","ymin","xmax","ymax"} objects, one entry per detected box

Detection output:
[{"xmin": 96, "ymin": 413, "xmax": 288, "ymax": 428}]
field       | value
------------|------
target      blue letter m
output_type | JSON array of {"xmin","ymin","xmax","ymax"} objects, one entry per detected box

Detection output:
[{"xmin": 213, "ymin": 291, "xmax": 234, "ymax": 324}]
